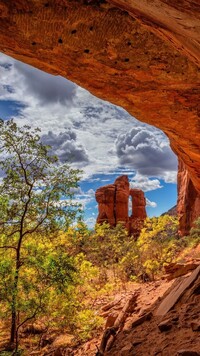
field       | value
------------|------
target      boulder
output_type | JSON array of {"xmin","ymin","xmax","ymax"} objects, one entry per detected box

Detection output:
[
  {"xmin": 158, "ymin": 318, "xmax": 172, "ymax": 332},
  {"xmin": 164, "ymin": 262, "xmax": 199, "ymax": 280}
]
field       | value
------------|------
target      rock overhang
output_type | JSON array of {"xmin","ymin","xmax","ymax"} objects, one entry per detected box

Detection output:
[{"xmin": 0, "ymin": 0, "xmax": 199, "ymax": 233}]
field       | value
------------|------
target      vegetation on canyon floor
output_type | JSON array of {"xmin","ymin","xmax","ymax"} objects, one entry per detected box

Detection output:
[{"xmin": 0, "ymin": 121, "xmax": 200, "ymax": 355}]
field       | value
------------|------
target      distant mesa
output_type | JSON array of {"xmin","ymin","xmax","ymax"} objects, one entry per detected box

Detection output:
[
  {"xmin": 161, "ymin": 205, "xmax": 177, "ymax": 217},
  {"xmin": 95, "ymin": 175, "xmax": 147, "ymax": 237}
]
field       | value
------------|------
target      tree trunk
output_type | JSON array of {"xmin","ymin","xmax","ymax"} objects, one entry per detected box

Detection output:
[
  {"xmin": 10, "ymin": 256, "xmax": 20, "ymax": 344},
  {"xmin": 10, "ymin": 308, "xmax": 16, "ymax": 344}
]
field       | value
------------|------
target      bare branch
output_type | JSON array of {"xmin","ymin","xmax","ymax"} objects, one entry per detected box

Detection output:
[
  {"xmin": 0, "ymin": 245, "xmax": 17, "ymax": 251},
  {"xmin": 22, "ymin": 196, "xmax": 50, "ymax": 237},
  {"xmin": 7, "ymin": 229, "xmax": 20, "ymax": 238}
]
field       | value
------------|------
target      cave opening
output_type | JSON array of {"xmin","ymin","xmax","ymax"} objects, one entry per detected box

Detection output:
[{"xmin": 0, "ymin": 51, "xmax": 179, "ymax": 231}]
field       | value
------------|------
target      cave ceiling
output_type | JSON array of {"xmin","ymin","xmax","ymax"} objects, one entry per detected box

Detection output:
[{"xmin": 0, "ymin": 0, "xmax": 199, "ymax": 191}]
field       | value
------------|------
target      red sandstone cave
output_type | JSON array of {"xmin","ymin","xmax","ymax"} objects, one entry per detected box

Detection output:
[{"xmin": 0, "ymin": 0, "xmax": 199, "ymax": 234}]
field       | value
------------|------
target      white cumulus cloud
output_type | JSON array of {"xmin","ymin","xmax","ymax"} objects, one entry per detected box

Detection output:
[{"xmin": 146, "ymin": 198, "xmax": 157, "ymax": 208}]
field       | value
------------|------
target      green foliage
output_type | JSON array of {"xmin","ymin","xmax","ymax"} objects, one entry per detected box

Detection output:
[
  {"xmin": 133, "ymin": 215, "xmax": 180, "ymax": 280},
  {"xmin": 69, "ymin": 216, "xmax": 180, "ymax": 283},
  {"xmin": 74, "ymin": 309, "xmax": 103, "ymax": 342},
  {"xmin": 176, "ymin": 217, "xmax": 200, "ymax": 261},
  {"xmin": 0, "ymin": 119, "xmax": 82, "ymax": 236},
  {"xmin": 189, "ymin": 217, "xmax": 200, "ymax": 243},
  {"xmin": 89, "ymin": 222, "xmax": 129, "ymax": 267},
  {"xmin": 0, "ymin": 120, "xmax": 82, "ymax": 350}
]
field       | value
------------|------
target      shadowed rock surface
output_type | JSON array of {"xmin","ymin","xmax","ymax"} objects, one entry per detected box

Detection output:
[{"xmin": 178, "ymin": 159, "xmax": 200, "ymax": 235}]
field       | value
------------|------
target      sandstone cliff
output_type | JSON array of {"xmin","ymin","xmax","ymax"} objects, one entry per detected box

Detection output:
[{"xmin": 177, "ymin": 159, "xmax": 200, "ymax": 235}]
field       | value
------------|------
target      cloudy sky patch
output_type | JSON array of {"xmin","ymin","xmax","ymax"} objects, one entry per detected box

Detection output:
[
  {"xmin": 115, "ymin": 127, "xmax": 177, "ymax": 180},
  {"xmin": 41, "ymin": 130, "xmax": 89, "ymax": 165}
]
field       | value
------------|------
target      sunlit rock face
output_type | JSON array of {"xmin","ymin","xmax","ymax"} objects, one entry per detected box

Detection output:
[
  {"xmin": 95, "ymin": 184, "xmax": 116, "ymax": 227},
  {"xmin": 114, "ymin": 176, "xmax": 130, "ymax": 226},
  {"xmin": 95, "ymin": 176, "xmax": 147, "ymax": 236},
  {"xmin": 96, "ymin": 176, "xmax": 130, "ymax": 227},
  {"xmin": 0, "ymin": 0, "xmax": 199, "ymax": 233},
  {"xmin": 177, "ymin": 159, "xmax": 200, "ymax": 236},
  {"xmin": 129, "ymin": 189, "xmax": 147, "ymax": 237}
]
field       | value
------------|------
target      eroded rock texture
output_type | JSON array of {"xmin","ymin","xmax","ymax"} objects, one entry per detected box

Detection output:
[
  {"xmin": 129, "ymin": 189, "xmax": 147, "ymax": 237},
  {"xmin": 95, "ymin": 184, "xmax": 116, "ymax": 226},
  {"xmin": 114, "ymin": 176, "xmax": 130, "ymax": 226},
  {"xmin": 0, "ymin": 0, "xmax": 199, "ymax": 233},
  {"xmin": 95, "ymin": 176, "xmax": 147, "ymax": 236},
  {"xmin": 130, "ymin": 189, "xmax": 147, "ymax": 220},
  {"xmin": 96, "ymin": 175, "xmax": 130, "ymax": 227},
  {"xmin": 177, "ymin": 159, "xmax": 200, "ymax": 235}
]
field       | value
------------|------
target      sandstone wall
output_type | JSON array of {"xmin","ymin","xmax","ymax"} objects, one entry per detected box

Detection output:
[{"xmin": 177, "ymin": 159, "xmax": 200, "ymax": 235}]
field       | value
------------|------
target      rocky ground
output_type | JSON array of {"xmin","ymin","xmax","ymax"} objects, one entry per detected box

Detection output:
[
  {"xmin": 73, "ymin": 271, "xmax": 200, "ymax": 356},
  {"xmin": 0, "ymin": 256, "xmax": 200, "ymax": 356}
]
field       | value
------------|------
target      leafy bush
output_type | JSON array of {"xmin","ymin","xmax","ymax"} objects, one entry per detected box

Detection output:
[
  {"xmin": 74, "ymin": 309, "xmax": 103, "ymax": 341},
  {"xmin": 77, "ymin": 215, "xmax": 180, "ymax": 282},
  {"xmin": 189, "ymin": 217, "xmax": 200, "ymax": 243}
]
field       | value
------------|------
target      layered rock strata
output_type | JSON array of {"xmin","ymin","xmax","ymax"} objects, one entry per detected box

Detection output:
[
  {"xmin": 177, "ymin": 159, "xmax": 200, "ymax": 235},
  {"xmin": 95, "ymin": 176, "xmax": 147, "ymax": 236},
  {"xmin": 96, "ymin": 175, "xmax": 130, "ymax": 227},
  {"xmin": 129, "ymin": 189, "xmax": 147, "ymax": 237}
]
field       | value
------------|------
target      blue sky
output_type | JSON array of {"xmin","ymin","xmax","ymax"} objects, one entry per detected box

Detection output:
[{"xmin": 0, "ymin": 53, "xmax": 178, "ymax": 228}]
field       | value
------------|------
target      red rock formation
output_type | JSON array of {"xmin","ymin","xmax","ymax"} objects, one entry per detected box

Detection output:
[
  {"xmin": 0, "ymin": 1, "xmax": 199, "ymax": 234},
  {"xmin": 129, "ymin": 189, "xmax": 147, "ymax": 237},
  {"xmin": 177, "ymin": 159, "xmax": 200, "ymax": 235},
  {"xmin": 114, "ymin": 176, "xmax": 130, "ymax": 226},
  {"xmin": 96, "ymin": 176, "xmax": 147, "ymax": 236},
  {"xmin": 95, "ymin": 175, "xmax": 129, "ymax": 227},
  {"xmin": 95, "ymin": 184, "xmax": 116, "ymax": 226},
  {"xmin": 130, "ymin": 189, "xmax": 147, "ymax": 220}
]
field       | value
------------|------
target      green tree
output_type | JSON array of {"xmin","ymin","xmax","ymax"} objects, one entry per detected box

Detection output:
[{"xmin": 0, "ymin": 119, "xmax": 82, "ymax": 350}]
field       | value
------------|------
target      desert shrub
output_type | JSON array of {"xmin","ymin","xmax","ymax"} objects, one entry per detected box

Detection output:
[
  {"xmin": 74, "ymin": 309, "xmax": 103, "ymax": 342},
  {"xmin": 68, "ymin": 216, "xmax": 180, "ymax": 283},
  {"xmin": 118, "ymin": 215, "xmax": 179, "ymax": 281},
  {"xmin": 188, "ymin": 217, "xmax": 200, "ymax": 243},
  {"xmin": 176, "ymin": 217, "xmax": 200, "ymax": 261}
]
